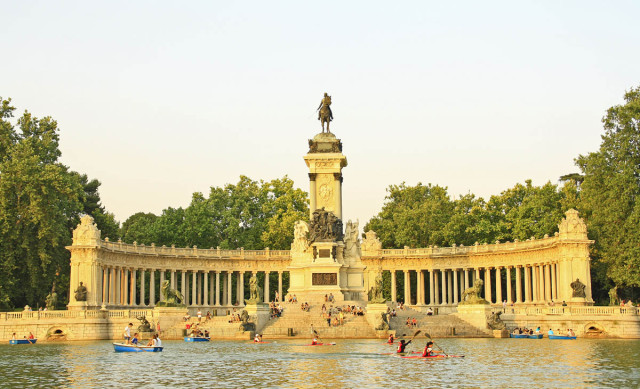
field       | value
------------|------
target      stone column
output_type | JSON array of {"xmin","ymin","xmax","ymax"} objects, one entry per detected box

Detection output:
[
  {"xmin": 474, "ymin": 268, "xmax": 480, "ymax": 284},
  {"xmin": 391, "ymin": 271, "xmax": 397, "ymax": 303},
  {"xmin": 101, "ymin": 267, "xmax": 108, "ymax": 306},
  {"xmin": 434, "ymin": 270, "xmax": 440, "ymax": 305},
  {"xmin": 278, "ymin": 271, "xmax": 283, "ymax": 302},
  {"xmin": 440, "ymin": 270, "xmax": 446, "ymax": 306},
  {"xmin": 532, "ymin": 265, "xmax": 539, "ymax": 303},
  {"xmin": 171, "ymin": 270, "xmax": 176, "ymax": 290},
  {"xmin": 215, "ymin": 271, "xmax": 221, "ymax": 306},
  {"xmin": 544, "ymin": 264, "xmax": 551, "ymax": 303},
  {"xmin": 429, "ymin": 270, "xmax": 435, "ymax": 305},
  {"xmin": 222, "ymin": 272, "xmax": 228, "ymax": 306},
  {"xmin": 524, "ymin": 266, "xmax": 531, "ymax": 303},
  {"xmin": 308, "ymin": 173, "xmax": 317, "ymax": 216},
  {"xmin": 550, "ymin": 263, "xmax": 557, "ymax": 302},
  {"xmin": 203, "ymin": 271, "xmax": 209, "ymax": 306},
  {"xmin": 114, "ymin": 267, "xmax": 121, "ymax": 306},
  {"xmin": 403, "ymin": 270, "xmax": 410, "ymax": 304},
  {"xmin": 197, "ymin": 272, "xmax": 202, "ymax": 305},
  {"xmin": 447, "ymin": 270, "xmax": 453, "ymax": 305},
  {"xmin": 191, "ymin": 271, "xmax": 197, "ymax": 306},
  {"xmin": 139, "ymin": 269, "xmax": 146, "ymax": 306},
  {"xmin": 149, "ymin": 269, "xmax": 156, "ymax": 306},
  {"xmin": 181, "ymin": 271, "xmax": 186, "ymax": 304},
  {"xmin": 416, "ymin": 270, "xmax": 423, "ymax": 305},
  {"xmin": 264, "ymin": 271, "xmax": 270, "ymax": 303},
  {"xmin": 515, "ymin": 266, "xmax": 522, "ymax": 303},
  {"xmin": 506, "ymin": 267, "xmax": 513, "ymax": 304},
  {"xmin": 485, "ymin": 268, "xmax": 492, "ymax": 304},
  {"xmin": 239, "ymin": 271, "xmax": 245, "ymax": 306},
  {"xmin": 227, "ymin": 271, "xmax": 233, "ymax": 306},
  {"xmin": 334, "ymin": 173, "xmax": 343, "ymax": 220},
  {"xmin": 464, "ymin": 269, "xmax": 469, "ymax": 290},
  {"xmin": 210, "ymin": 272, "xmax": 215, "ymax": 306},
  {"xmin": 495, "ymin": 267, "xmax": 502, "ymax": 304},
  {"xmin": 131, "ymin": 269, "xmax": 137, "ymax": 306},
  {"xmin": 453, "ymin": 269, "xmax": 459, "ymax": 304},
  {"xmin": 159, "ymin": 270, "xmax": 165, "ymax": 302}
]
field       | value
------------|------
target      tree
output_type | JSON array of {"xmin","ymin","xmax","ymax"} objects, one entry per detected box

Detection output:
[
  {"xmin": 74, "ymin": 173, "xmax": 120, "ymax": 240},
  {"xmin": 0, "ymin": 98, "xmax": 84, "ymax": 309},
  {"xmin": 120, "ymin": 212, "xmax": 158, "ymax": 245},
  {"xmin": 576, "ymin": 86, "xmax": 640, "ymax": 291}
]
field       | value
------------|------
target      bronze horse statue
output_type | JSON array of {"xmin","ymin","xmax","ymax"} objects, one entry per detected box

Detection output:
[{"xmin": 317, "ymin": 93, "xmax": 333, "ymax": 133}]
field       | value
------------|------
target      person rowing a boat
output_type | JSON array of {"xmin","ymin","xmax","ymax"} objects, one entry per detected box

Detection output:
[
  {"xmin": 131, "ymin": 333, "xmax": 139, "ymax": 346},
  {"xmin": 387, "ymin": 334, "xmax": 394, "ymax": 344},
  {"xmin": 396, "ymin": 339, "xmax": 411, "ymax": 353},
  {"xmin": 421, "ymin": 341, "xmax": 442, "ymax": 357},
  {"xmin": 311, "ymin": 336, "xmax": 319, "ymax": 345},
  {"xmin": 254, "ymin": 333, "xmax": 263, "ymax": 343}
]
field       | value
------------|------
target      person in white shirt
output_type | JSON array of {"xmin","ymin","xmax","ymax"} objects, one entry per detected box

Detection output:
[{"xmin": 123, "ymin": 323, "xmax": 132, "ymax": 344}]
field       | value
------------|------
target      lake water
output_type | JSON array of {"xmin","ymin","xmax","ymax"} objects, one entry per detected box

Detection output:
[{"xmin": 1, "ymin": 338, "xmax": 639, "ymax": 388}]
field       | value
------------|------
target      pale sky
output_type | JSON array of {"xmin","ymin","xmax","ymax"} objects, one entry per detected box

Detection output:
[{"xmin": 1, "ymin": 1, "xmax": 638, "ymax": 228}]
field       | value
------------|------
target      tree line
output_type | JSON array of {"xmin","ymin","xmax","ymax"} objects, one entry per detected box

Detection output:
[{"xmin": 0, "ymin": 86, "xmax": 638, "ymax": 309}]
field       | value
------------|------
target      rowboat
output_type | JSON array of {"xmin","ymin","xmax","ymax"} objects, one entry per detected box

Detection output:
[
  {"xmin": 184, "ymin": 336, "xmax": 210, "ymax": 342},
  {"xmin": 113, "ymin": 343, "xmax": 163, "ymax": 352},
  {"xmin": 528, "ymin": 334, "xmax": 543, "ymax": 339},
  {"xmin": 401, "ymin": 354, "xmax": 465, "ymax": 359},
  {"xmin": 252, "ymin": 341, "xmax": 270, "ymax": 344},
  {"xmin": 303, "ymin": 342, "xmax": 336, "ymax": 346},
  {"xmin": 509, "ymin": 334, "xmax": 529, "ymax": 338},
  {"xmin": 549, "ymin": 335, "xmax": 577, "ymax": 340},
  {"xmin": 9, "ymin": 339, "xmax": 37, "ymax": 345}
]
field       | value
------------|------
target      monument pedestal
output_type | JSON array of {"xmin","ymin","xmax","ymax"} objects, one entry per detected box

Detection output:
[
  {"xmin": 456, "ymin": 303, "xmax": 492, "ymax": 333},
  {"xmin": 243, "ymin": 303, "xmax": 271, "ymax": 334},
  {"xmin": 67, "ymin": 301, "xmax": 88, "ymax": 311},
  {"xmin": 365, "ymin": 303, "xmax": 389, "ymax": 331}
]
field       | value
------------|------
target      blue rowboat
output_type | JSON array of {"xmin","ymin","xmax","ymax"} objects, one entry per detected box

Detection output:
[
  {"xmin": 549, "ymin": 335, "xmax": 577, "ymax": 340},
  {"xmin": 9, "ymin": 339, "xmax": 37, "ymax": 345},
  {"xmin": 528, "ymin": 334, "xmax": 543, "ymax": 339},
  {"xmin": 509, "ymin": 334, "xmax": 529, "ymax": 338},
  {"xmin": 184, "ymin": 337, "xmax": 210, "ymax": 342},
  {"xmin": 113, "ymin": 343, "xmax": 163, "ymax": 352}
]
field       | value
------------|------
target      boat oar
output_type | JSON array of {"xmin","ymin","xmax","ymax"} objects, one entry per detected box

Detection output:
[
  {"xmin": 423, "ymin": 332, "xmax": 447, "ymax": 356},
  {"xmin": 313, "ymin": 329, "xmax": 322, "ymax": 344}
]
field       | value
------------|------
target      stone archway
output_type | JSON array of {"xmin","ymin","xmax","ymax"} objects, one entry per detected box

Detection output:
[{"xmin": 584, "ymin": 322, "xmax": 605, "ymax": 337}]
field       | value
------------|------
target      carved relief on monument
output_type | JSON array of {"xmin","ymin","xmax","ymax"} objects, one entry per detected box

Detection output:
[
  {"xmin": 316, "ymin": 173, "xmax": 334, "ymax": 210},
  {"xmin": 72, "ymin": 215, "xmax": 101, "ymax": 246},
  {"xmin": 312, "ymin": 273, "xmax": 337, "ymax": 285},
  {"xmin": 361, "ymin": 230, "xmax": 382, "ymax": 255}
]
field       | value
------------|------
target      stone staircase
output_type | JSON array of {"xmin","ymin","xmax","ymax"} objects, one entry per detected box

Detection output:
[
  {"xmin": 260, "ymin": 302, "xmax": 378, "ymax": 338},
  {"xmin": 390, "ymin": 306, "xmax": 491, "ymax": 338},
  {"xmin": 165, "ymin": 314, "xmax": 248, "ymax": 339}
]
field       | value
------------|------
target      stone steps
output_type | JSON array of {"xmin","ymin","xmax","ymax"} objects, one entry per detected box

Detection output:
[{"xmin": 390, "ymin": 306, "xmax": 491, "ymax": 338}]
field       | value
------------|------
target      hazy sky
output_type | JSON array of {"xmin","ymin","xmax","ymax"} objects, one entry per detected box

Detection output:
[{"xmin": 1, "ymin": 1, "xmax": 638, "ymax": 228}]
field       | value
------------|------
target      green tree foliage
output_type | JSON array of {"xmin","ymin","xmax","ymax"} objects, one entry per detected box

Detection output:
[
  {"xmin": 576, "ymin": 86, "xmax": 640, "ymax": 290},
  {"xmin": 120, "ymin": 176, "xmax": 308, "ymax": 250},
  {"xmin": 0, "ymin": 98, "xmax": 84, "ymax": 309},
  {"xmin": 74, "ymin": 173, "xmax": 120, "ymax": 240},
  {"xmin": 365, "ymin": 180, "xmax": 569, "ymax": 249}
]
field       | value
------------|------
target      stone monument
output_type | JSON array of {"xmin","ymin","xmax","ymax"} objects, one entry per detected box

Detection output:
[{"xmin": 287, "ymin": 104, "xmax": 366, "ymax": 302}]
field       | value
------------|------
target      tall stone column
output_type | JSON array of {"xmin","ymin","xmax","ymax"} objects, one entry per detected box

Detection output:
[
  {"xmin": 203, "ymin": 271, "xmax": 209, "ymax": 306},
  {"xmin": 102, "ymin": 267, "xmax": 108, "ymax": 306},
  {"xmin": 181, "ymin": 271, "xmax": 186, "ymax": 304},
  {"xmin": 485, "ymin": 268, "xmax": 492, "ymax": 304},
  {"xmin": 544, "ymin": 264, "xmax": 551, "ymax": 303},
  {"xmin": 416, "ymin": 270, "xmax": 423, "ymax": 305},
  {"xmin": 453, "ymin": 269, "xmax": 459, "ymax": 304},
  {"xmin": 391, "ymin": 271, "xmax": 397, "ymax": 303},
  {"xmin": 334, "ymin": 173, "xmax": 343, "ymax": 219},
  {"xmin": 171, "ymin": 270, "xmax": 176, "ymax": 290},
  {"xmin": 403, "ymin": 270, "xmax": 410, "ymax": 305},
  {"xmin": 149, "ymin": 269, "xmax": 156, "ymax": 306},
  {"xmin": 278, "ymin": 271, "xmax": 283, "ymax": 302},
  {"xmin": 464, "ymin": 269, "xmax": 469, "ymax": 290},
  {"xmin": 131, "ymin": 269, "xmax": 137, "ymax": 306},
  {"xmin": 264, "ymin": 271, "xmax": 270, "ymax": 303},
  {"xmin": 139, "ymin": 269, "xmax": 146, "ymax": 306},
  {"xmin": 532, "ymin": 265, "xmax": 539, "ymax": 303},
  {"xmin": 308, "ymin": 173, "xmax": 317, "ymax": 215},
  {"xmin": 524, "ymin": 266, "xmax": 531, "ymax": 303},
  {"xmin": 440, "ymin": 270, "xmax": 446, "ymax": 306},
  {"xmin": 159, "ymin": 270, "xmax": 165, "ymax": 302},
  {"xmin": 434, "ymin": 270, "xmax": 440, "ymax": 305},
  {"xmin": 197, "ymin": 271, "xmax": 202, "ymax": 305},
  {"xmin": 115, "ymin": 268, "xmax": 122, "ymax": 306},
  {"xmin": 447, "ymin": 271, "xmax": 453, "ymax": 305},
  {"xmin": 515, "ymin": 266, "xmax": 522, "ymax": 303},
  {"xmin": 215, "ymin": 271, "xmax": 221, "ymax": 306},
  {"xmin": 495, "ymin": 267, "xmax": 502, "ymax": 304},
  {"xmin": 474, "ymin": 268, "xmax": 480, "ymax": 284},
  {"xmin": 239, "ymin": 271, "xmax": 245, "ymax": 306},
  {"xmin": 550, "ymin": 263, "xmax": 557, "ymax": 301},
  {"xmin": 506, "ymin": 267, "xmax": 513, "ymax": 304},
  {"xmin": 429, "ymin": 270, "xmax": 435, "ymax": 305},
  {"xmin": 210, "ymin": 272, "xmax": 215, "ymax": 306},
  {"xmin": 227, "ymin": 271, "xmax": 233, "ymax": 306},
  {"xmin": 191, "ymin": 271, "xmax": 197, "ymax": 306}
]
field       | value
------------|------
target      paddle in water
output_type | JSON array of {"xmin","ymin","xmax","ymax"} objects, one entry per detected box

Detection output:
[{"xmin": 423, "ymin": 332, "xmax": 447, "ymax": 357}]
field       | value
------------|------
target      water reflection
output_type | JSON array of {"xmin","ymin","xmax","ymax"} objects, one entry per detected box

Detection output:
[{"xmin": 0, "ymin": 338, "xmax": 639, "ymax": 388}]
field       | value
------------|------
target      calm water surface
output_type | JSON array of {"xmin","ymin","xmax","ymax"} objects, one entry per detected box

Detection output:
[{"xmin": 1, "ymin": 338, "xmax": 639, "ymax": 388}]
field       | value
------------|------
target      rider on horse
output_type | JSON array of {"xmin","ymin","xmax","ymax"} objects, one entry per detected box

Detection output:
[{"xmin": 317, "ymin": 93, "xmax": 333, "ymax": 121}]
